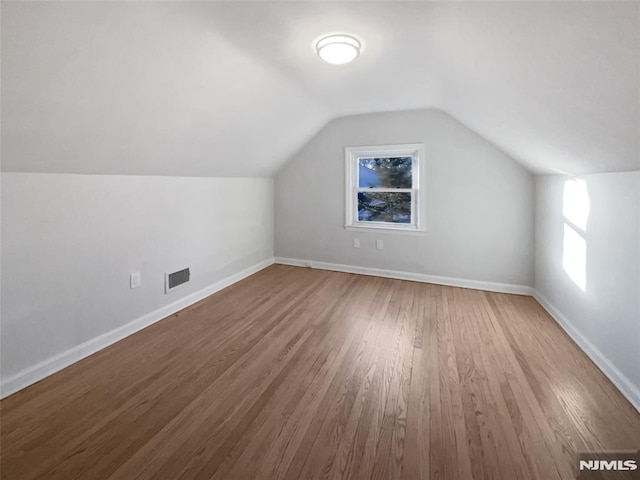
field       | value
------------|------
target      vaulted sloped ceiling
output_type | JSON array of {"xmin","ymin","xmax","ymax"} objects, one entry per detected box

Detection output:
[{"xmin": 2, "ymin": 1, "xmax": 638, "ymax": 176}]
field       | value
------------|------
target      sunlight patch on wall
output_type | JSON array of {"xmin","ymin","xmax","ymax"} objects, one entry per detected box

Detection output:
[
  {"xmin": 563, "ymin": 224, "xmax": 587, "ymax": 291},
  {"xmin": 562, "ymin": 179, "xmax": 589, "ymax": 291}
]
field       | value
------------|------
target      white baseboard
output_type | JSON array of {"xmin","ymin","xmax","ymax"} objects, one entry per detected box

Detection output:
[
  {"xmin": 274, "ymin": 257, "xmax": 534, "ymax": 295},
  {"xmin": 5, "ymin": 256, "xmax": 638, "ymax": 415},
  {"xmin": 275, "ymin": 257, "xmax": 639, "ymax": 413},
  {"xmin": 533, "ymin": 291, "xmax": 640, "ymax": 413},
  {"xmin": 0, "ymin": 257, "xmax": 275, "ymax": 399}
]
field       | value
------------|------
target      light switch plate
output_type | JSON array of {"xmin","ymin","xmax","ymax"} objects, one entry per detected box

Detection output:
[{"xmin": 130, "ymin": 272, "xmax": 141, "ymax": 289}]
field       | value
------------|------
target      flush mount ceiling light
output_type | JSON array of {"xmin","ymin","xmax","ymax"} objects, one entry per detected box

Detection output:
[{"xmin": 316, "ymin": 34, "xmax": 361, "ymax": 65}]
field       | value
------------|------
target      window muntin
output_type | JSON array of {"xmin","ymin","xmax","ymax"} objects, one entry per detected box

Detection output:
[{"xmin": 345, "ymin": 144, "xmax": 424, "ymax": 233}]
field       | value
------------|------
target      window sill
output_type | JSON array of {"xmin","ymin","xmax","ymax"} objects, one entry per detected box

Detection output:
[{"xmin": 344, "ymin": 225, "xmax": 426, "ymax": 236}]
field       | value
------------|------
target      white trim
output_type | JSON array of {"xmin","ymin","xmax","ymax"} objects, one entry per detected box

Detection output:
[
  {"xmin": 273, "ymin": 257, "xmax": 640, "ymax": 412},
  {"xmin": 344, "ymin": 225, "xmax": 426, "ymax": 236},
  {"xmin": 274, "ymin": 257, "xmax": 533, "ymax": 295},
  {"xmin": 4, "ymin": 255, "xmax": 637, "ymax": 415},
  {"xmin": 0, "ymin": 258, "xmax": 275, "ymax": 399},
  {"xmin": 532, "ymin": 290, "xmax": 640, "ymax": 413}
]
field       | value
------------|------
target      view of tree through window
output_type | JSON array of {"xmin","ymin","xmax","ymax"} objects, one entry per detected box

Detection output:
[{"xmin": 357, "ymin": 157, "xmax": 412, "ymax": 223}]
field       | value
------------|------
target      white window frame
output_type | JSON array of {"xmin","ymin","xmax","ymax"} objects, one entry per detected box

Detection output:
[{"xmin": 345, "ymin": 143, "xmax": 425, "ymax": 235}]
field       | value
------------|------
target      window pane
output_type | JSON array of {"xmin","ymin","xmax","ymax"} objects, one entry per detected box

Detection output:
[
  {"xmin": 358, "ymin": 157, "xmax": 412, "ymax": 188},
  {"xmin": 357, "ymin": 192, "xmax": 412, "ymax": 223}
]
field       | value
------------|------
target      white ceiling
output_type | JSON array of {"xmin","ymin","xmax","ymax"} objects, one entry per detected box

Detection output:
[{"xmin": 2, "ymin": 1, "xmax": 638, "ymax": 176}]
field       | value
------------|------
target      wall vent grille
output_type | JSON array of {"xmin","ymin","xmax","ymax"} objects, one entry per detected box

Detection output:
[{"xmin": 165, "ymin": 268, "xmax": 190, "ymax": 293}]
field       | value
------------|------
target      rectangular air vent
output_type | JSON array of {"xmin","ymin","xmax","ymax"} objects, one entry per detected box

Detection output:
[{"xmin": 165, "ymin": 268, "xmax": 190, "ymax": 293}]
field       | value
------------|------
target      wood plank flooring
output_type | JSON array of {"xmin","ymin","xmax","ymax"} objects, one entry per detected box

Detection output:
[{"xmin": 1, "ymin": 264, "xmax": 639, "ymax": 479}]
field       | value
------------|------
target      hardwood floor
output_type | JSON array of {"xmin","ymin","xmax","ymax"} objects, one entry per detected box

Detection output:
[{"xmin": 1, "ymin": 265, "xmax": 639, "ymax": 480}]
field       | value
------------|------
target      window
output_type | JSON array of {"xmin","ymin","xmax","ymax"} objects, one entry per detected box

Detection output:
[{"xmin": 345, "ymin": 143, "xmax": 424, "ymax": 234}]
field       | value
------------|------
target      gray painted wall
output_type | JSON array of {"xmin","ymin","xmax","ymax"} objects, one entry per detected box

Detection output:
[
  {"xmin": 535, "ymin": 172, "xmax": 640, "ymax": 396},
  {"xmin": 275, "ymin": 109, "xmax": 535, "ymax": 287},
  {"xmin": 1, "ymin": 173, "xmax": 274, "ymax": 381}
]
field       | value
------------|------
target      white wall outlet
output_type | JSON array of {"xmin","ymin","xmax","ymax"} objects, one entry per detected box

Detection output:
[
  {"xmin": 130, "ymin": 271, "xmax": 142, "ymax": 289},
  {"xmin": 376, "ymin": 239, "xmax": 384, "ymax": 250},
  {"xmin": 353, "ymin": 238, "xmax": 360, "ymax": 248}
]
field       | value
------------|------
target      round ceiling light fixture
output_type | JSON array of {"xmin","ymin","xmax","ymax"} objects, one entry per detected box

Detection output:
[{"xmin": 316, "ymin": 34, "xmax": 361, "ymax": 65}]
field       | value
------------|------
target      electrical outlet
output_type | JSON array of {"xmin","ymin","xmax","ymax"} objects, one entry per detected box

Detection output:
[
  {"xmin": 376, "ymin": 239, "xmax": 384, "ymax": 250},
  {"xmin": 353, "ymin": 238, "xmax": 360, "ymax": 248},
  {"xmin": 130, "ymin": 271, "xmax": 142, "ymax": 289}
]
